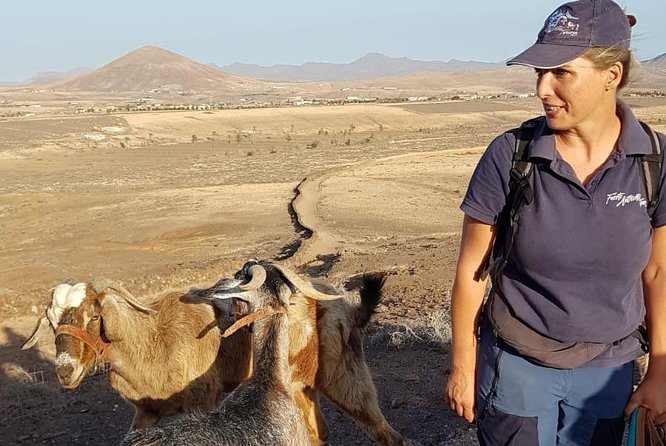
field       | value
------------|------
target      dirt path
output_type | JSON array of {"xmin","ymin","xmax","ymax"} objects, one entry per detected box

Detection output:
[{"xmin": 289, "ymin": 147, "xmax": 484, "ymax": 268}]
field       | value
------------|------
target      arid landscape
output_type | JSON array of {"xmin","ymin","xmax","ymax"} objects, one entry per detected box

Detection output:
[{"xmin": 1, "ymin": 46, "xmax": 666, "ymax": 446}]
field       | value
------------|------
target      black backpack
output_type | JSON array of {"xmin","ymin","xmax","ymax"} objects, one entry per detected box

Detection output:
[{"xmin": 480, "ymin": 116, "xmax": 663, "ymax": 282}]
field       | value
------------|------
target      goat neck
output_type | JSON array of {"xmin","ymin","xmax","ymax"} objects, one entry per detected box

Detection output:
[{"xmin": 251, "ymin": 304, "xmax": 292, "ymax": 391}]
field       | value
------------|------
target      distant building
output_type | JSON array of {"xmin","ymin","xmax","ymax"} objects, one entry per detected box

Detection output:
[{"xmin": 83, "ymin": 133, "xmax": 106, "ymax": 142}]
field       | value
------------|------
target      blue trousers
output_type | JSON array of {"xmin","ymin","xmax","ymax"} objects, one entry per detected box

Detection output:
[{"xmin": 476, "ymin": 322, "xmax": 633, "ymax": 446}]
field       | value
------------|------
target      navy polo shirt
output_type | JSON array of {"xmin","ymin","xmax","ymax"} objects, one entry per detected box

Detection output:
[{"xmin": 462, "ymin": 101, "xmax": 666, "ymax": 367}]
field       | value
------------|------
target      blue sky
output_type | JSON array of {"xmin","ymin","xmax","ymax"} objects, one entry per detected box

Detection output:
[{"xmin": 1, "ymin": 0, "xmax": 663, "ymax": 82}]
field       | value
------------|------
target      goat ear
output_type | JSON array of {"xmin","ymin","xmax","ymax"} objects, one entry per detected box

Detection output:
[
  {"xmin": 100, "ymin": 293, "xmax": 125, "ymax": 342},
  {"xmin": 21, "ymin": 316, "xmax": 52, "ymax": 350},
  {"xmin": 278, "ymin": 283, "xmax": 293, "ymax": 303}
]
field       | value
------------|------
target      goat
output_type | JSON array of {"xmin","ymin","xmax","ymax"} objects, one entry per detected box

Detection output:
[
  {"xmin": 21, "ymin": 278, "xmax": 253, "ymax": 429},
  {"xmin": 281, "ymin": 267, "xmax": 407, "ymax": 446},
  {"xmin": 122, "ymin": 260, "xmax": 343, "ymax": 445},
  {"xmin": 23, "ymin": 263, "xmax": 408, "ymax": 445}
]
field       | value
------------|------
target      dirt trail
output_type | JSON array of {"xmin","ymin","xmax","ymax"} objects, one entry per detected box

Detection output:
[
  {"xmin": 290, "ymin": 168, "xmax": 345, "ymax": 267},
  {"xmin": 289, "ymin": 147, "xmax": 484, "ymax": 268}
]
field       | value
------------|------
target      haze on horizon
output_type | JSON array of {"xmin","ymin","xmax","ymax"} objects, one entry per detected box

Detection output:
[{"xmin": 2, "ymin": 0, "xmax": 664, "ymax": 83}]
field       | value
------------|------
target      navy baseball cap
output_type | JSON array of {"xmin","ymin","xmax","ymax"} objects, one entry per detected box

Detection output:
[{"xmin": 507, "ymin": 0, "xmax": 633, "ymax": 69}]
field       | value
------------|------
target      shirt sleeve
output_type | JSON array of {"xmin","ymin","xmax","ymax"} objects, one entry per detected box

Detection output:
[
  {"xmin": 460, "ymin": 131, "xmax": 515, "ymax": 225},
  {"xmin": 650, "ymin": 131, "xmax": 666, "ymax": 228}
]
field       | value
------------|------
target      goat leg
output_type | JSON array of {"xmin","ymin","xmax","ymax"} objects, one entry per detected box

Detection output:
[
  {"xmin": 130, "ymin": 407, "xmax": 160, "ymax": 430},
  {"xmin": 292, "ymin": 383, "xmax": 329, "ymax": 445},
  {"xmin": 316, "ymin": 328, "xmax": 407, "ymax": 446}
]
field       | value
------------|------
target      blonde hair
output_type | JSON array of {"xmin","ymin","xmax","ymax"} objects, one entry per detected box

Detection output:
[{"xmin": 582, "ymin": 45, "xmax": 635, "ymax": 90}]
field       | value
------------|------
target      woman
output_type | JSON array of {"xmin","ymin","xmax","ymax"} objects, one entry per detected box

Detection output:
[{"xmin": 444, "ymin": 0, "xmax": 666, "ymax": 444}]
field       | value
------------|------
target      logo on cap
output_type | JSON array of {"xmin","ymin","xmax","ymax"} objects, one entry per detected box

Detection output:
[{"xmin": 541, "ymin": 7, "xmax": 580, "ymax": 39}]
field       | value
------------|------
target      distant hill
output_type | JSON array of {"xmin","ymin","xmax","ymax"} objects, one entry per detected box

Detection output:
[
  {"xmin": 50, "ymin": 46, "xmax": 265, "ymax": 92},
  {"xmin": 217, "ymin": 52, "xmax": 502, "ymax": 81},
  {"xmin": 25, "ymin": 67, "xmax": 92, "ymax": 85},
  {"xmin": 634, "ymin": 53, "xmax": 666, "ymax": 90},
  {"xmin": 10, "ymin": 46, "xmax": 664, "ymax": 94},
  {"xmin": 643, "ymin": 52, "xmax": 666, "ymax": 66}
]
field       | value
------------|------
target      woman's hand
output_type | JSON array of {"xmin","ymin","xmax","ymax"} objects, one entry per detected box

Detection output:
[
  {"xmin": 445, "ymin": 367, "xmax": 476, "ymax": 423},
  {"xmin": 625, "ymin": 371, "xmax": 666, "ymax": 425}
]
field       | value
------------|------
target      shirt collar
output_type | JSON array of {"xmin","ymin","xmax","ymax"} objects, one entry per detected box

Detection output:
[
  {"xmin": 616, "ymin": 100, "xmax": 653, "ymax": 156},
  {"xmin": 526, "ymin": 100, "xmax": 653, "ymax": 160}
]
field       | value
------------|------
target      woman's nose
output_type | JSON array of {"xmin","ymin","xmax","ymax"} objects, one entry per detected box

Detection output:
[{"xmin": 536, "ymin": 73, "xmax": 553, "ymax": 100}]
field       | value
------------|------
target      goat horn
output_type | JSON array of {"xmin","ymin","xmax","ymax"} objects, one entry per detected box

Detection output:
[
  {"xmin": 21, "ymin": 316, "xmax": 51, "ymax": 350},
  {"xmin": 270, "ymin": 263, "xmax": 343, "ymax": 301},
  {"xmin": 103, "ymin": 282, "xmax": 154, "ymax": 313},
  {"xmin": 239, "ymin": 264, "xmax": 267, "ymax": 291}
]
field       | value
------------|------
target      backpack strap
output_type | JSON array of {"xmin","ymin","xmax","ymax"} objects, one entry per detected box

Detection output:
[
  {"xmin": 637, "ymin": 121, "xmax": 662, "ymax": 219},
  {"xmin": 629, "ymin": 324, "xmax": 650, "ymax": 353},
  {"xmin": 480, "ymin": 117, "xmax": 543, "ymax": 281}
]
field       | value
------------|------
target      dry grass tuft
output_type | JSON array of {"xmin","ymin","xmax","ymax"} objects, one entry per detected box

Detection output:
[
  {"xmin": 370, "ymin": 294, "xmax": 452, "ymax": 349},
  {"xmin": 0, "ymin": 364, "xmax": 64, "ymax": 426},
  {"xmin": 1, "ymin": 363, "xmax": 43, "ymax": 383}
]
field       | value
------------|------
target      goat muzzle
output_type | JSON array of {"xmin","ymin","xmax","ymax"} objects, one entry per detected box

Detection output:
[{"xmin": 55, "ymin": 324, "xmax": 111, "ymax": 366}]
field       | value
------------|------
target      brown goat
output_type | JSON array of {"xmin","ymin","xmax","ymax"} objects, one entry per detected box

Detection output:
[
  {"xmin": 22, "ymin": 279, "xmax": 253, "ymax": 429},
  {"xmin": 275, "ymin": 267, "xmax": 406, "ymax": 446},
  {"xmin": 23, "ymin": 265, "xmax": 408, "ymax": 445}
]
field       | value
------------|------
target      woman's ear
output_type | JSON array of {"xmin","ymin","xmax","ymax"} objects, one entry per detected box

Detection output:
[{"xmin": 606, "ymin": 62, "xmax": 624, "ymax": 90}]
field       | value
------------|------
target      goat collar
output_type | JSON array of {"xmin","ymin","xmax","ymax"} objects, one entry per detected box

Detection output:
[
  {"xmin": 55, "ymin": 324, "xmax": 111, "ymax": 365},
  {"xmin": 222, "ymin": 306, "xmax": 287, "ymax": 338}
]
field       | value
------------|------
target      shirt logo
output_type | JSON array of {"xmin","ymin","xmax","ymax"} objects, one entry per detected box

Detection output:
[
  {"xmin": 540, "ymin": 7, "xmax": 579, "ymax": 39},
  {"xmin": 605, "ymin": 192, "xmax": 647, "ymax": 208}
]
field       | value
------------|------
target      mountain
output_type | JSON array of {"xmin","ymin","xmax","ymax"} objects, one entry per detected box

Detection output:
[
  {"xmin": 50, "ymin": 46, "xmax": 264, "ymax": 92},
  {"xmin": 643, "ymin": 52, "xmax": 666, "ymax": 66},
  {"xmin": 634, "ymin": 52, "xmax": 666, "ymax": 90},
  {"xmin": 25, "ymin": 67, "xmax": 92, "ymax": 85},
  {"xmin": 14, "ymin": 47, "xmax": 664, "ymax": 93},
  {"xmin": 217, "ymin": 52, "xmax": 502, "ymax": 81}
]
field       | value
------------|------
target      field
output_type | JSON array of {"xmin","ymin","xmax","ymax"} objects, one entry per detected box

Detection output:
[{"xmin": 2, "ymin": 97, "xmax": 666, "ymax": 445}]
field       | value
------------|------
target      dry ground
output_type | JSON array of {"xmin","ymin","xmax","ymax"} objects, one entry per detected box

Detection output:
[{"xmin": 2, "ymin": 98, "xmax": 666, "ymax": 445}]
